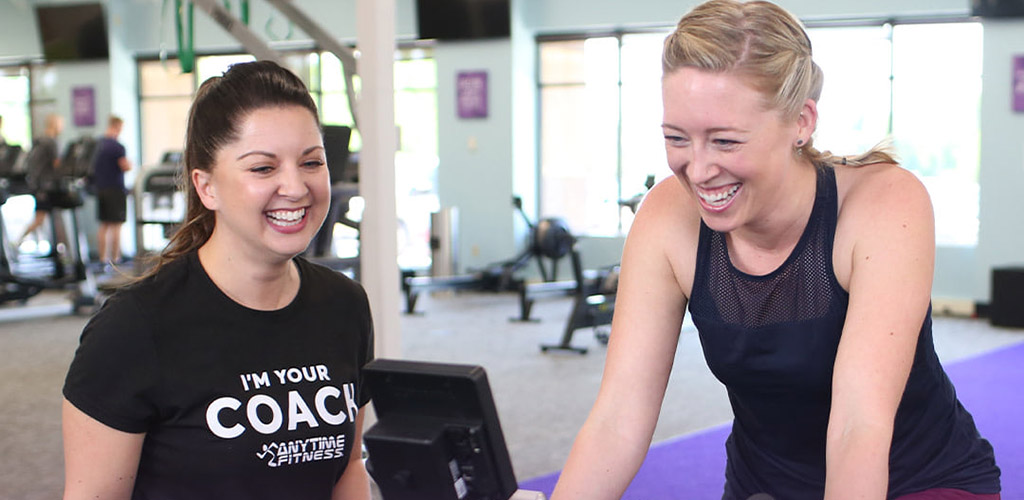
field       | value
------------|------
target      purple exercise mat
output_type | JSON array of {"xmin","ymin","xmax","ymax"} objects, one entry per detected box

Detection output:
[{"xmin": 519, "ymin": 340, "xmax": 1024, "ymax": 498}]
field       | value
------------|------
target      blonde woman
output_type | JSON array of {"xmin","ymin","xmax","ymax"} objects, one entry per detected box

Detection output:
[{"xmin": 552, "ymin": 1, "xmax": 1000, "ymax": 499}]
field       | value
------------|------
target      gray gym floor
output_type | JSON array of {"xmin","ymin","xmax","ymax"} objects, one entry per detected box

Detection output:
[{"xmin": 2, "ymin": 288, "xmax": 1022, "ymax": 499}]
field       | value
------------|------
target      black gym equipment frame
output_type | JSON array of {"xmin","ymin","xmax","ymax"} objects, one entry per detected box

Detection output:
[
  {"xmin": 302, "ymin": 126, "xmax": 361, "ymax": 279},
  {"xmin": 0, "ymin": 144, "xmax": 46, "ymax": 305},
  {"xmin": 402, "ymin": 196, "xmax": 574, "ymax": 315},
  {"xmin": 538, "ymin": 245, "xmax": 617, "ymax": 355},
  {"xmin": 533, "ymin": 175, "xmax": 650, "ymax": 353},
  {"xmin": 0, "ymin": 138, "xmax": 98, "ymax": 315}
]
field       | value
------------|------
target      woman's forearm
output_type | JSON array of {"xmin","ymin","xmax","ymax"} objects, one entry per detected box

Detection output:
[
  {"xmin": 551, "ymin": 415, "xmax": 652, "ymax": 500},
  {"xmin": 824, "ymin": 423, "xmax": 892, "ymax": 500}
]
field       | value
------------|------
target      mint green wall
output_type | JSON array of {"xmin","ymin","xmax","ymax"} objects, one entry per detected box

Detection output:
[
  {"xmin": 978, "ymin": 20, "xmax": 1024, "ymax": 299},
  {"xmin": 0, "ymin": 2, "xmax": 38, "ymax": 59},
  {"xmin": 435, "ymin": 40, "xmax": 517, "ymax": 272}
]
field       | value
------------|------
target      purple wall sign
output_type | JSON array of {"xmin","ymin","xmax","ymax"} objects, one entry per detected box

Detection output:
[
  {"xmin": 1014, "ymin": 55, "xmax": 1024, "ymax": 113},
  {"xmin": 457, "ymin": 71, "xmax": 488, "ymax": 119},
  {"xmin": 72, "ymin": 86, "xmax": 96, "ymax": 127}
]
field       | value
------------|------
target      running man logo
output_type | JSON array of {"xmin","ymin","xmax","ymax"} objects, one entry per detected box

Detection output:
[{"xmin": 256, "ymin": 435, "xmax": 348, "ymax": 468}]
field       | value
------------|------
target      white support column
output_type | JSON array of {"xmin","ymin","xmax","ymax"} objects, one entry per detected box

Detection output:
[{"xmin": 356, "ymin": 0, "xmax": 401, "ymax": 359}]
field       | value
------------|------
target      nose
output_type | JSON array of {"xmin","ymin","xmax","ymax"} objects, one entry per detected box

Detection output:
[
  {"xmin": 684, "ymin": 145, "xmax": 719, "ymax": 185},
  {"xmin": 277, "ymin": 165, "xmax": 310, "ymax": 199}
]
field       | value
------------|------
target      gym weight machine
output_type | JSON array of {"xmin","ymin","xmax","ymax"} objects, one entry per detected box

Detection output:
[
  {"xmin": 537, "ymin": 247, "xmax": 618, "ymax": 355},
  {"xmin": 402, "ymin": 196, "xmax": 574, "ymax": 315},
  {"xmin": 535, "ymin": 175, "xmax": 655, "ymax": 354}
]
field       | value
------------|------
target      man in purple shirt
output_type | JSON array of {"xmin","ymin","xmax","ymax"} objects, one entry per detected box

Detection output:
[{"xmin": 90, "ymin": 115, "xmax": 131, "ymax": 265}]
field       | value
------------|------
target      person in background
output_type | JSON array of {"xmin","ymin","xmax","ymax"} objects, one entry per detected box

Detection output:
[
  {"xmin": 17, "ymin": 113, "xmax": 64, "ymax": 252},
  {"xmin": 62, "ymin": 60, "xmax": 374, "ymax": 500},
  {"xmin": 550, "ymin": 1, "xmax": 1000, "ymax": 499},
  {"xmin": 90, "ymin": 114, "xmax": 132, "ymax": 266}
]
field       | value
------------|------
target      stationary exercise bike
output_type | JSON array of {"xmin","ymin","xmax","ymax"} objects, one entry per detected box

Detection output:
[
  {"xmin": 402, "ymin": 196, "xmax": 575, "ymax": 314},
  {"xmin": 538, "ymin": 245, "xmax": 619, "ymax": 355}
]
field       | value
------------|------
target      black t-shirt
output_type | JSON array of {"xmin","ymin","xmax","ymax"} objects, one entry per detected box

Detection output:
[
  {"xmin": 26, "ymin": 136, "xmax": 58, "ymax": 193},
  {"xmin": 64, "ymin": 253, "xmax": 374, "ymax": 500},
  {"xmin": 91, "ymin": 136, "xmax": 127, "ymax": 190}
]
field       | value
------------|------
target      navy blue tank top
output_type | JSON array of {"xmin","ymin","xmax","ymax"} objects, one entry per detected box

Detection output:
[{"xmin": 688, "ymin": 166, "xmax": 1000, "ymax": 499}]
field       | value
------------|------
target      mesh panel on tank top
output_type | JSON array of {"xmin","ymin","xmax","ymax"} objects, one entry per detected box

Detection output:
[{"xmin": 689, "ymin": 166, "xmax": 841, "ymax": 329}]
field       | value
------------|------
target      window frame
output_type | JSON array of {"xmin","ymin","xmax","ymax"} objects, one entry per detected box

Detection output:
[{"xmin": 536, "ymin": 16, "xmax": 981, "ymax": 245}]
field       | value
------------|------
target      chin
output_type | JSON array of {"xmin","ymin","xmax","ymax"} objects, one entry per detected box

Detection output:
[
  {"xmin": 698, "ymin": 209, "xmax": 742, "ymax": 234},
  {"xmin": 267, "ymin": 238, "xmax": 315, "ymax": 261}
]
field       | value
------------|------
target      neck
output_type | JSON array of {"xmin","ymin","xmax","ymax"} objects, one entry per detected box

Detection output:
[
  {"xmin": 727, "ymin": 160, "xmax": 818, "ymax": 273},
  {"xmin": 197, "ymin": 239, "xmax": 300, "ymax": 311}
]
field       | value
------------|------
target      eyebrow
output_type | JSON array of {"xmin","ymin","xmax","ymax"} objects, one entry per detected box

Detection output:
[
  {"xmin": 661, "ymin": 124, "xmax": 750, "ymax": 135},
  {"xmin": 236, "ymin": 145, "xmax": 325, "ymax": 160}
]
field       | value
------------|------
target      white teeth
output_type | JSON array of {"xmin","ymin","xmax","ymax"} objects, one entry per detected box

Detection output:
[
  {"xmin": 698, "ymin": 185, "xmax": 740, "ymax": 206},
  {"xmin": 267, "ymin": 208, "xmax": 305, "ymax": 226}
]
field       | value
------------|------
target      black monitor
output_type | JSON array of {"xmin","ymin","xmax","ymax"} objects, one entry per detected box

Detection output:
[
  {"xmin": 0, "ymin": 144, "xmax": 23, "ymax": 178},
  {"xmin": 323, "ymin": 125, "xmax": 355, "ymax": 184},
  {"xmin": 971, "ymin": 0, "xmax": 1024, "ymax": 16},
  {"xmin": 416, "ymin": 0, "xmax": 511, "ymax": 41},
  {"xmin": 35, "ymin": 3, "xmax": 110, "ymax": 61},
  {"xmin": 364, "ymin": 359, "xmax": 518, "ymax": 500},
  {"xmin": 60, "ymin": 136, "xmax": 98, "ymax": 179},
  {"xmin": 160, "ymin": 151, "xmax": 183, "ymax": 166}
]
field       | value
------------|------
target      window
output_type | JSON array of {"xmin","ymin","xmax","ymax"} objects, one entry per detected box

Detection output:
[
  {"xmin": 312, "ymin": 48, "xmax": 441, "ymax": 269},
  {"xmin": 619, "ymin": 32, "xmax": 672, "ymax": 231},
  {"xmin": 0, "ymin": 66, "xmax": 32, "ymax": 148},
  {"xmin": 138, "ymin": 60, "xmax": 195, "ymax": 166},
  {"xmin": 538, "ymin": 32, "xmax": 671, "ymax": 237},
  {"xmin": 806, "ymin": 26, "xmax": 892, "ymax": 155},
  {"xmin": 393, "ymin": 49, "xmax": 440, "ymax": 269},
  {"xmin": 538, "ymin": 21, "xmax": 982, "ymax": 246},
  {"xmin": 809, "ymin": 22, "xmax": 982, "ymax": 247},
  {"xmin": 891, "ymin": 23, "xmax": 982, "ymax": 247},
  {"xmin": 0, "ymin": 65, "xmax": 34, "ymax": 249},
  {"xmin": 538, "ymin": 37, "xmax": 623, "ymax": 237}
]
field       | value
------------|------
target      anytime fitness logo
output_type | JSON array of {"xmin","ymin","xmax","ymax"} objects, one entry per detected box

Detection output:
[
  {"xmin": 204, "ymin": 364, "xmax": 360, "ymax": 468},
  {"xmin": 257, "ymin": 434, "xmax": 348, "ymax": 468}
]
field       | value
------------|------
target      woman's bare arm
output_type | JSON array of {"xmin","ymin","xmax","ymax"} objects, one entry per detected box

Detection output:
[
  {"xmin": 63, "ymin": 399, "xmax": 145, "ymax": 500},
  {"xmin": 825, "ymin": 165, "xmax": 935, "ymax": 499}
]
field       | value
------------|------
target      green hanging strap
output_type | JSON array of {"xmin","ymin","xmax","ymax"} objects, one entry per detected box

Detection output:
[
  {"xmin": 174, "ymin": 0, "xmax": 195, "ymax": 73},
  {"xmin": 264, "ymin": 7, "xmax": 293, "ymax": 41},
  {"xmin": 220, "ymin": 0, "xmax": 248, "ymax": 24}
]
